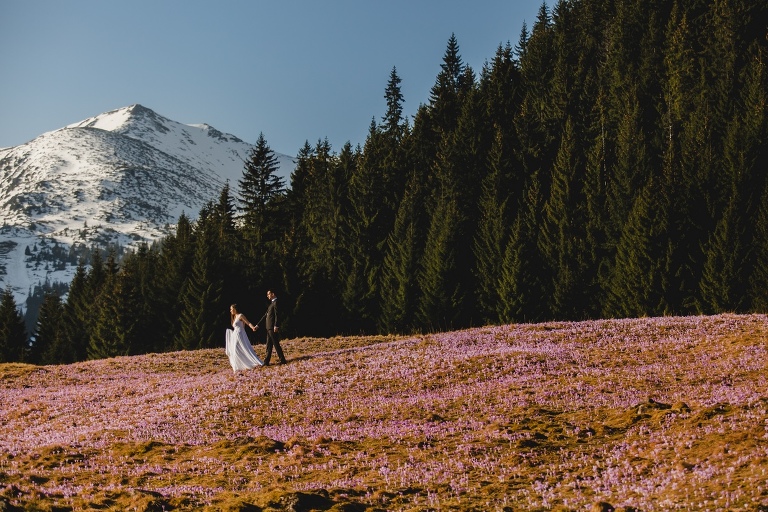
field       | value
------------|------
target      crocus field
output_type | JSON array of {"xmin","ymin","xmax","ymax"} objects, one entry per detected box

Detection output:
[{"xmin": 2, "ymin": 314, "xmax": 768, "ymax": 511}]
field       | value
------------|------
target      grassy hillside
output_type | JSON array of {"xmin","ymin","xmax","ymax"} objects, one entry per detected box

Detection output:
[{"xmin": 2, "ymin": 314, "xmax": 768, "ymax": 511}]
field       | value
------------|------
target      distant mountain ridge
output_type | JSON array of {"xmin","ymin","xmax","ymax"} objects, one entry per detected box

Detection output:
[{"xmin": 0, "ymin": 104, "xmax": 296, "ymax": 308}]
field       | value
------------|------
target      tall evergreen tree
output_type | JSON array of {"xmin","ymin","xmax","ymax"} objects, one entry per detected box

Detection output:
[
  {"xmin": 382, "ymin": 66, "xmax": 406, "ymax": 143},
  {"xmin": 238, "ymin": 134, "xmax": 286, "ymax": 299},
  {"xmin": 88, "ymin": 270, "xmax": 140, "ymax": 360},
  {"xmin": 749, "ymin": 181, "xmax": 768, "ymax": 312},
  {"xmin": 344, "ymin": 124, "xmax": 388, "ymax": 333},
  {"xmin": 603, "ymin": 175, "xmax": 672, "ymax": 318},
  {"xmin": 473, "ymin": 128, "xmax": 512, "ymax": 324},
  {"xmin": 539, "ymin": 117, "xmax": 590, "ymax": 319},
  {"xmin": 498, "ymin": 172, "xmax": 546, "ymax": 323},
  {"xmin": 281, "ymin": 141, "xmax": 315, "ymax": 331},
  {"xmin": 60, "ymin": 260, "xmax": 90, "ymax": 362},
  {"xmin": 156, "ymin": 213, "xmax": 195, "ymax": 349},
  {"xmin": 0, "ymin": 287, "xmax": 27, "ymax": 363},
  {"xmin": 697, "ymin": 188, "xmax": 747, "ymax": 313},
  {"xmin": 293, "ymin": 139, "xmax": 345, "ymax": 335},
  {"xmin": 121, "ymin": 243, "xmax": 164, "ymax": 354},
  {"xmin": 417, "ymin": 182, "xmax": 462, "ymax": 331},
  {"xmin": 429, "ymin": 33, "xmax": 470, "ymax": 135},
  {"xmin": 34, "ymin": 291, "xmax": 64, "ymax": 365},
  {"xmin": 88, "ymin": 247, "xmax": 147, "ymax": 360},
  {"xmin": 213, "ymin": 183, "xmax": 247, "ymax": 309},
  {"xmin": 378, "ymin": 170, "xmax": 426, "ymax": 334},
  {"xmin": 174, "ymin": 206, "xmax": 225, "ymax": 350}
]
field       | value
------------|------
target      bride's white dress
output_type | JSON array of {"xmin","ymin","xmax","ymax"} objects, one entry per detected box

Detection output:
[{"xmin": 225, "ymin": 314, "xmax": 263, "ymax": 372}]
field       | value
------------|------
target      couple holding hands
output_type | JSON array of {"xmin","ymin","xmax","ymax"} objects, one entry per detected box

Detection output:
[{"xmin": 226, "ymin": 290, "xmax": 286, "ymax": 372}]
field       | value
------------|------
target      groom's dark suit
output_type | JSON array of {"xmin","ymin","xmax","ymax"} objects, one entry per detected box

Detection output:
[{"xmin": 263, "ymin": 296, "xmax": 286, "ymax": 365}]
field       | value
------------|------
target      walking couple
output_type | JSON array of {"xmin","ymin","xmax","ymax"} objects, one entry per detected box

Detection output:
[{"xmin": 225, "ymin": 289, "xmax": 286, "ymax": 373}]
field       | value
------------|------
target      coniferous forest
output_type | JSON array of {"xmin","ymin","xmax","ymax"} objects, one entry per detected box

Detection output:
[{"xmin": 2, "ymin": 0, "xmax": 767, "ymax": 364}]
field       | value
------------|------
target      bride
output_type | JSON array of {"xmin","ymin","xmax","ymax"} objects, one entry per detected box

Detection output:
[{"xmin": 225, "ymin": 304, "xmax": 263, "ymax": 372}]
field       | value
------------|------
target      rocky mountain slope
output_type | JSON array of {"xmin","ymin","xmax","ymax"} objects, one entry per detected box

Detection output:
[{"xmin": 0, "ymin": 104, "xmax": 296, "ymax": 308}]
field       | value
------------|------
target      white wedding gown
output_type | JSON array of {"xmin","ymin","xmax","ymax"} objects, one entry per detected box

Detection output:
[{"xmin": 225, "ymin": 314, "xmax": 263, "ymax": 372}]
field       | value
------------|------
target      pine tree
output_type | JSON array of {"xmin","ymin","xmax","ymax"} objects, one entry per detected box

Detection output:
[
  {"xmin": 516, "ymin": 1, "xmax": 557, "ymax": 186},
  {"xmin": 88, "ymin": 273, "xmax": 135, "ymax": 360},
  {"xmin": 382, "ymin": 66, "xmax": 406, "ymax": 144},
  {"xmin": 603, "ymin": 175, "xmax": 671, "ymax": 318},
  {"xmin": 239, "ymin": 133, "xmax": 285, "ymax": 249},
  {"xmin": 697, "ymin": 188, "xmax": 747, "ymax": 313},
  {"xmin": 293, "ymin": 139, "xmax": 345, "ymax": 335},
  {"xmin": 156, "ymin": 213, "xmax": 195, "ymax": 349},
  {"xmin": 281, "ymin": 141, "xmax": 315, "ymax": 332},
  {"xmin": 174, "ymin": 207, "xmax": 225, "ymax": 350},
  {"xmin": 417, "ymin": 183, "xmax": 462, "ymax": 331},
  {"xmin": 498, "ymin": 172, "xmax": 546, "ymax": 323},
  {"xmin": 429, "ymin": 34, "xmax": 469, "ymax": 135},
  {"xmin": 543, "ymin": 116, "xmax": 594, "ymax": 319},
  {"xmin": 0, "ymin": 287, "xmax": 27, "ymax": 363},
  {"xmin": 88, "ymin": 245, "xmax": 152, "ymax": 360},
  {"xmin": 749, "ymin": 181, "xmax": 768, "ymax": 312},
  {"xmin": 60, "ymin": 260, "xmax": 89, "ymax": 362},
  {"xmin": 380, "ymin": 66, "xmax": 409, "ymax": 224},
  {"xmin": 473, "ymin": 129, "xmax": 511, "ymax": 324},
  {"xmin": 84, "ymin": 248, "xmax": 106, "ymax": 333},
  {"xmin": 213, "ymin": 183, "xmax": 247, "ymax": 309},
  {"xmin": 121, "ymin": 243, "xmax": 164, "ymax": 354},
  {"xmin": 343, "ymin": 124, "xmax": 388, "ymax": 333},
  {"xmin": 34, "ymin": 291, "xmax": 64, "ymax": 365},
  {"xmin": 378, "ymin": 170, "xmax": 426, "ymax": 334}
]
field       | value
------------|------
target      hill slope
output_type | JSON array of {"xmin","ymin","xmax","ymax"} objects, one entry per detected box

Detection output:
[
  {"xmin": 2, "ymin": 314, "xmax": 767, "ymax": 510},
  {"xmin": 0, "ymin": 104, "xmax": 296, "ymax": 308}
]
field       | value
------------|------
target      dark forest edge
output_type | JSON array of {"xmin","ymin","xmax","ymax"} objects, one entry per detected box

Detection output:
[{"xmin": 2, "ymin": 0, "xmax": 767, "ymax": 364}]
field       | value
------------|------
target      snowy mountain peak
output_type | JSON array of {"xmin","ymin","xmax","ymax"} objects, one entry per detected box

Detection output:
[{"xmin": 0, "ymin": 105, "xmax": 296, "ymax": 310}]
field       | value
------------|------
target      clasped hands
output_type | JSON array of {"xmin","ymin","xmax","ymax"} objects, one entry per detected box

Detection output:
[{"xmin": 250, "ymin": 324, "xmax": 278, "ymax": 333}]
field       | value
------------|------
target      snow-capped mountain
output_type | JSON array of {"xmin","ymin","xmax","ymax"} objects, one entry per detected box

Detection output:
[{"xmin": 0, "ymin": 104, "xmax": 296, "ymax": 310}]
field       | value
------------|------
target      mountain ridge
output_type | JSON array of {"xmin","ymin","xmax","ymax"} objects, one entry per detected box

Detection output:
[{"xmin": 0, "ymin": 104, "xmax": 296, "ymax": 310}]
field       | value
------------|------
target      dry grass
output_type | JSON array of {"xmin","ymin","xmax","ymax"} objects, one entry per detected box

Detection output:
[{"xmin": 1, "ymin": 314, "xmax": 768, "ymax": 511}]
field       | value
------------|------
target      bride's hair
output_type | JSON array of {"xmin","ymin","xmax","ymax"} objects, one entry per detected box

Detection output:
[{"xmin": 230, "ymin": 304, "xmax": 238, "ymax": 324}]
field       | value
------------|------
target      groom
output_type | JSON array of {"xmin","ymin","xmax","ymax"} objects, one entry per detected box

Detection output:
[{"xmin": 254, "ymin": 289, "xmax": 286, "ymax": 365}]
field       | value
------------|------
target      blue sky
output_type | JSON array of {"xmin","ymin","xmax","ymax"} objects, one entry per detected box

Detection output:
[{"xmin": 1, "ymin": 0, "xmax": 543, "ymax": 156}]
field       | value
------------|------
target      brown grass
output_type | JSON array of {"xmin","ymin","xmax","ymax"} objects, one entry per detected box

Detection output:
[{"xmin": 1, "ymin": 314, "xmax": 767, "ymax": 511}]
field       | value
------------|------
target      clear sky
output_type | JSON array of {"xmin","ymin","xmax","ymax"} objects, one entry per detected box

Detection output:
[{"xmin": 1, "ymin": 0, "xmax": 543, "ymax": 156}]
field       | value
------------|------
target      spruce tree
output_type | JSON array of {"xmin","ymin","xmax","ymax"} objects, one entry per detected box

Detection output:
[
  {"xmin": 60, "ymin": 260, "xmax": 89, "ymax": 362},
  {"xmin": 417, "ymin": 183, "xmax": 462, "ymax": 331},
  {"xmin": 382, "ymin": 66, "xmax": 406, "ymax": 144},
  {"xmin": 749, "ymin": 181, "xmax": 768, "ymax": 312},
  {"xmin": 697, "ymin": 189, "xmax": 747, "ymax": 314},
  {"xmin": 121, "ymin": 243, "xmax": 163, "ymax": 354},
  {"xmin": 156, "ymin": 213, "xmax": 195, "ymax": 349},
  {"xmin": 88, "ymin": 248, "xmax": 148, "ymax": 360},
  {"xmin": 498, "ymin": 172, "xmax": 546, "ymax": 323},
  {"xmin": 238, "ymin": 135, "xmax": 286, "ymax": 305},
  {"xmin": 34, "ymin": 291, "xmax": 64, "ymax": 365},
  {"xmin": 473, "ymin": 129, "xmax": 511, "ymax": 324},
  {"xmin": 739, "ymin": 44, "xmax": 768, "ymax": 310},
  {"xmin": 429, "ymin": 33, "xmax": 469, "ymax": 135},
  {"xmin": 293, "ymin": 139, "xmax": 345, "ymax": 335},
  {"xmin": 214, "ymin": 183, "xmax": 247, "ymax": 308},
  {"xmin": 0, "ymin": 287, "xmax": 27, "ymax": 363},
  {"xmin": 378, "ymin": 170, "xmax": 426, "ymax": 334},
  {"xmin": 539, "ymin": 117, "xmax": 590, "ymax": 319},
  {"xmin": 603, "ymin": 175, "xmax": 671, "ymax": 318},
  {"xmin": 88, "ymin": 279, "xmax": 126, "ymax": 360},
  {"xmin": 174, "ymin": 207, "xmax": 225, "ymax": 350}
]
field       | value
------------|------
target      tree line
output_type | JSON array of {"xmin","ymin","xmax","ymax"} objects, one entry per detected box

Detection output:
[{"xmin": 2, "ymin": 0, "xmax": 767, "ymax": 364}]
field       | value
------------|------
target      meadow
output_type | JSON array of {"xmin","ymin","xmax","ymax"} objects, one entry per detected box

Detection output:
[{"xmin": 1, "ymin": 314, "xmax": 767, "ymax": 511}]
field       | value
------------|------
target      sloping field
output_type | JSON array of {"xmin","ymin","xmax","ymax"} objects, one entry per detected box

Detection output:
[{"xmin": 2, "ymin": 314, "xmax": 767, "ymax": 511}]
